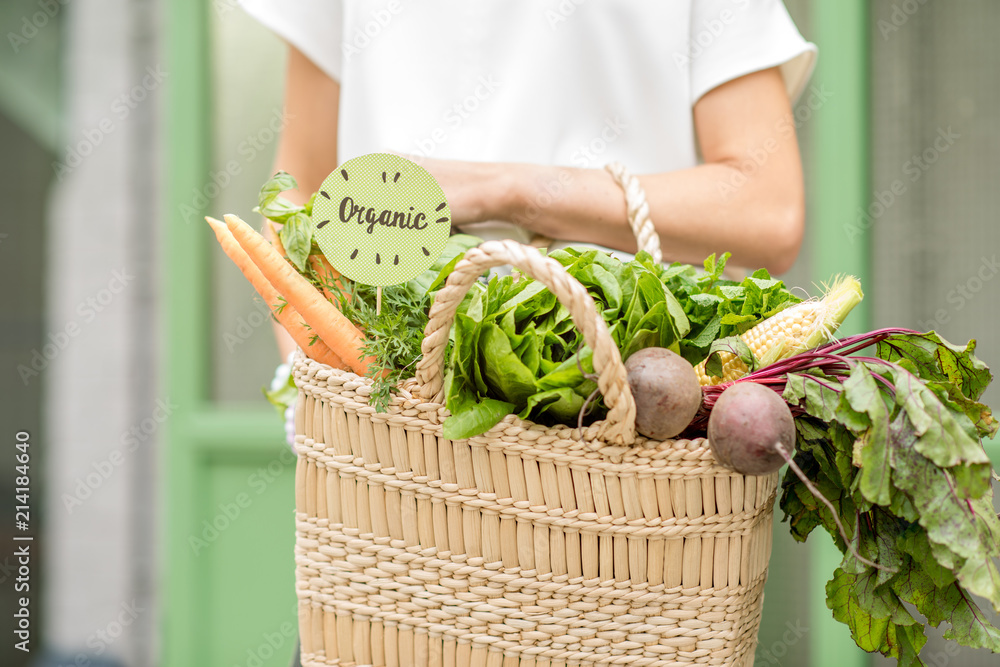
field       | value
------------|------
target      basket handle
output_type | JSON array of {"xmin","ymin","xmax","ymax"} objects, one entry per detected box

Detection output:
[
  {"xmin": 414, "ymin": 239, "xmax": 637, "ymax": 446},
  {"xmin": 605, "ymin": 161, "xmax": 663, "ymax": 264},
  {"xmin": 528, "ymin": 163, "xmax": 662, "ymax": 262}
]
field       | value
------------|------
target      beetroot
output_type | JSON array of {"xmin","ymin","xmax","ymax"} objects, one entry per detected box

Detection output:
[
  {"xmin": 625, "ymin": 347, "xmax": 702, "ymax": 440},
  {"xmin": 707, "ymin": 379, "xmax": 889, "ymax": 571},
  {"xmin": 708, "ymin": 381, "xmax": 796, "ymax": 475}
]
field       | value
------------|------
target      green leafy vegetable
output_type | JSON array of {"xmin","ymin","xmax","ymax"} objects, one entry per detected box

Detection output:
[
  {"xmin": 280, "ymin": 212, "xmax": 312, "ymax": 271},
  {"xmin": 705, "ymin": 336, "xmax": 757, "ymax": 379},
  {"xmin": 765, "ymin": 330, "xmax": 1000, "ymax": 664},
  {"xmin": 334, "ymin": 233, "xmax": 482, "ymax": 413},
  {"xmin": 443, "ymin": 249, "xmax": 802, "ymax": 437},
  {"xmin": 254, "ymin": 171, "xmax": 315, "ymax": 271},
  {"xmin": 441, "ymin": 395, "xmax": 514, "ymax": 440}
]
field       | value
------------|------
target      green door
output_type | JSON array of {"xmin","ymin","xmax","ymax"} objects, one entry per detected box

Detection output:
[{"xmin": 163, "ymin": 1, "xmax": 299, "ymax": 665}]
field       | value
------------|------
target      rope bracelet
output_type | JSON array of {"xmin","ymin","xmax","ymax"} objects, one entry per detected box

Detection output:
[{"xmin": 604, "ymin": 161, "xmax": 664, "ymax": 263}]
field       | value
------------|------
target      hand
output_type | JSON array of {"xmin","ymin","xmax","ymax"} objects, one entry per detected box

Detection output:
[{"xmin": 393, "ymin": 154, "xmax": 518, "ymax": 226}]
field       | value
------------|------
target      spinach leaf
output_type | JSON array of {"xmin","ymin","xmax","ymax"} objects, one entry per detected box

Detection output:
[{"xmin": 442, "ymin": 247, "xmax": 800, "ymax": 436}]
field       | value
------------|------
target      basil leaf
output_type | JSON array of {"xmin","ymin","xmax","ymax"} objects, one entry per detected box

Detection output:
[
  {"xmin": 280, "ymin": 212, "xmax": 312, "ymax": 271},
  {"xmin": 258, "ymin": 170, "xmax": 298, "ymax": 207},
  {"xmin": 256, "ymin": 171, "xmax": 304, "ymax": 223}
]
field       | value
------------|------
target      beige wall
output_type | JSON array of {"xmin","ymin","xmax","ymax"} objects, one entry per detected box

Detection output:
[{"xmin": 41, "ymin": 1, "xmax": 160, "ymax": 664}]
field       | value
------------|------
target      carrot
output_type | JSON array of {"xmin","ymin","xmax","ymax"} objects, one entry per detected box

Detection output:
[
  {"xmin": 224, "ymin": 214, "xmax": 374, "ymax": 376},
  {"xmin": 205, "ymin": 217, "xmax": 346, "ymax": 370},
  {"xmin": 308, "ymin": 253, "xmax": 350, "ymax": 304},
  {"xmin": 267, "ymin": 219, "xmax": 349, "ymax": 305}
]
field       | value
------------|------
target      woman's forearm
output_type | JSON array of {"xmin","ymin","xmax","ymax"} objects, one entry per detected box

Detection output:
[
  {"xmin": 424, "ymin": 68, "xmax": 804, "ymax": 274},
  {"xmin": 497, "ymin": 160, "xmax": 804, "ymax": 274}
]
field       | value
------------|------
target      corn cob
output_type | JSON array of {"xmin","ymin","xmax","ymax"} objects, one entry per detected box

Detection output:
[{"xmin": 695, "ymin": 275, "xmax": 864, "ymax": 385}]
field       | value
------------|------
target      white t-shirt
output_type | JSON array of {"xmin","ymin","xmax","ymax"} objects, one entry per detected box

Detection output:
[{"xmin": 241, "ymin": 0, "xmax": 816, "ymax": 256}]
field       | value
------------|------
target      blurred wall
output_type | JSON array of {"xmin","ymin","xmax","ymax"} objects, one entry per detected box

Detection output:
[
  {"xmin": 869, "ymin": 0, "xmax": 1000, "ymax": 664},
  {"xmin": 0, "ymin": 97, "xmax": 53, "ymax": 667},
  {"xmin": 0, "ymin": 1, "xmax": 62, "ymax": 665}
]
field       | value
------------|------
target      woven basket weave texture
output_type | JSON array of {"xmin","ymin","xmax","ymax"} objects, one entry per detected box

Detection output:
[{"xmin": 291, "ymin": 240, "xmax": 778, "ymax": 666}]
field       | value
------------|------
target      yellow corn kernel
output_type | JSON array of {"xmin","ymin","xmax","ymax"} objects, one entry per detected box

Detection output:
[{"xmin": 695, "ymin": 275, "xmax": 863, "ymax": 386}]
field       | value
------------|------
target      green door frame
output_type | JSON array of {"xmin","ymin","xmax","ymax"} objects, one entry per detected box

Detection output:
[
  {"xmin": 809, "ymin": 1, "xmax": 870, "ymax": 665},
  {"xmin": 163, "ymin": 0, "xmax": 208, "ymax": 657}
]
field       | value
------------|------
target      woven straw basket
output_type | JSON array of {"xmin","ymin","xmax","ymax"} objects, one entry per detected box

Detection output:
[{"xmin": 291, "ymin": 233, "xmax": 778, "ymax": 666}]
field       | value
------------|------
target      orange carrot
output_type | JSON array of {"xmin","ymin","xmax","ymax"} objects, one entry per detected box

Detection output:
[
  {"xmin": 268, "ymin": 220, "xmax": 349, "ymax": 305},
  {"xmin": 205, "ymin": 217, "xmax": 346, "ymax": 370},
  {"xmin": 224, "ymin": 214, "xmax": 373, "ymax": 376},
  {"xmin": 308, "ymin": 253, "xmax": 350, "ymax": 303}
]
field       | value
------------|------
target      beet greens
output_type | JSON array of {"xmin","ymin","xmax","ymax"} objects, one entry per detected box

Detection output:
[{"xmin": 697, "ymin": 328, "xmax": 1000, "ymax": 664}]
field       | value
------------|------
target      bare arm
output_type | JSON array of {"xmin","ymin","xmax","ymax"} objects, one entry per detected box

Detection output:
[
  {"xmin": 264, "ymin": 60, "xmax": 804, "ymax": 363},
  {"xmin": 421, "ymin": 68, "xmax": 805, "ymax": 274},
  {"xmin": 264, "ymin": 45, "xmax": 341, "ymax": 361}
]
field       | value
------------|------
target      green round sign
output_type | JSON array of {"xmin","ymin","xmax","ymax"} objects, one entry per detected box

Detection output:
[{"xmin": 312, "ymin": 153, "xmax": 451, "ymax": 287}]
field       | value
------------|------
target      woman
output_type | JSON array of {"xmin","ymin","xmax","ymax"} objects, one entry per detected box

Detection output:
[
  {"xmin": 244, "ymin": 0, "xmax": 815, "ymax": 361},
  {"xmin": 240, "ymin": 2, "xmax": 815, "ymax": 662}
]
